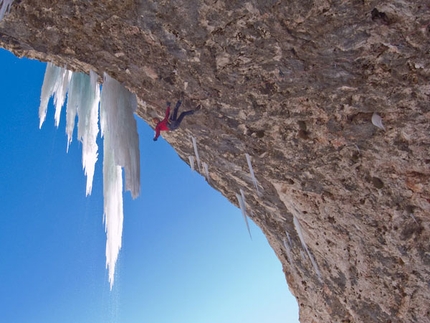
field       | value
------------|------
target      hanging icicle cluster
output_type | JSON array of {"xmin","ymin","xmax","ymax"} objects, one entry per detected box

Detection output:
[
  {"xmin": 38, "ymin": 63, "xmax": 140, "ymax": 290},
  {"xmin": 0, "ymin": 0, "xmax": 14, "ymax": 21}
]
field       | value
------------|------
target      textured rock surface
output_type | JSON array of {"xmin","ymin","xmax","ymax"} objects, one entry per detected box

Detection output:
[{"xmin": 1, "ymin": 1, "xmax": 429, "ymax": 322}]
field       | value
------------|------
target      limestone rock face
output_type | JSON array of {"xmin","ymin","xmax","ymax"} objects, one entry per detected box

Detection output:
[{"xmin": 1, "ymin": 1, "xmax": 429, "ymax": 322}]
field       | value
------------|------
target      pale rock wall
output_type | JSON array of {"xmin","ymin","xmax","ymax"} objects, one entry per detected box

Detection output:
[{"xmin": 1, "ymin": 1, "xmax": 429, "ymax": 322}]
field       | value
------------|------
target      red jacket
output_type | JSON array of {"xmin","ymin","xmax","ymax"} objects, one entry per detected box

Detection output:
[{"xmin": 153, "ymin": 106, "xmax": 171, "ymax": 140}]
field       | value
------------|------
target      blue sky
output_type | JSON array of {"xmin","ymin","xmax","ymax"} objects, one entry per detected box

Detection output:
[{"xmin": 0, "ymin": 48, "xmax": 299, "ymax": 323}]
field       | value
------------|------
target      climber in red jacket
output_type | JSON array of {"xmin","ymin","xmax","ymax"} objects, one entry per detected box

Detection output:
[{"xmin": 152, "ymin": 100, "xmax": 201, "ymax": 141}]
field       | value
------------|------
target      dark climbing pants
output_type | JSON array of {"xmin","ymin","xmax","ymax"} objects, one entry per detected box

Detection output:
[{"xmin": 168, "ymin": 100, "xmax": 194, "ymax": 131}]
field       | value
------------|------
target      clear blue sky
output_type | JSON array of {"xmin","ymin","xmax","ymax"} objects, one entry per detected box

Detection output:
[{"xmin": 0, "ymin": 48, "xmax": 299, "ymax": 323}]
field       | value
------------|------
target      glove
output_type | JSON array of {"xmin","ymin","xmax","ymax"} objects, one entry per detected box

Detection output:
[{"xmin": 153, "ymin": 137, "xmax": 157, "ymax": 141}]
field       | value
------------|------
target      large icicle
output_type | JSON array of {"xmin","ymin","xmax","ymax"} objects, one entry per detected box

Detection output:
[
  {"xmin": 100, "ymin": 73, "xmax": 140, "ymax": 289},
  {"xmin": 66, "ymin": 71, "xmax": 101, "ymax": 195},
  {"xmin": 102, "ymin": 134, "xmax": 124, "ymax": 290},
  {"xmin": 38, "ymin": 63, "xmax": 72, "ymax": 128}
]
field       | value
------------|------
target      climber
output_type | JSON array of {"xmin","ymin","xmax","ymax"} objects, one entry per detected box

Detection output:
[{"xmin": 152, "ymin": 99, "xmax": 201, "ymax": 141}]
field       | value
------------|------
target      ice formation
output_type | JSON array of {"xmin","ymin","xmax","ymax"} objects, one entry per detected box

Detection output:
[
  {"xmin": 245, "ymin": 153, "xmax": 261, "ymax": 196},
  {"xmin": 0, "ymin": 0, "xmax": 14, "ymax": 21},
  {"xmin": 39, "ymin": 63, "xmax": 72, "ymax": 128},
  {"xmin": 236, "ymin": 189, "xmax": 252, "ymax": 239},
  {"xmin": 283, "ymin": 231, "xmax": 298, "ymax": 275},
  {"xmin": 282, "ymin": 238, "xmax": 294, "ymax": 265},
  {"xmin": 101, "ymin": 135, "xmax": 124, "ymax": 290},
  {"xmin": 66, "ymin": 71, "xmax": 101, "ymax": 195},
  {"xmin": 40, "ymin": 67, "xmax": 100, "ymax": 195},
  {"xmin": 39, "ymin": 64, "xmax": 140, "ymax": 290},
  {"xmin": 409, "ymin": 212, "xmax": 419, "ymax": 225},
  {"xmin": 286, "ymin": 231, "xmax": 292, "ymax": 245},
  {"xmin": 202, "ymin": 162, "xmax": 210, "ymax": 182},
  {"xmin": 100, "ymin": 73, "xmax": 140, "ymax": 199},
  {"xmin": 100, "ymin": 73, "xmax": 140, "ymax": 289},
  {"xmin": 371, "ymin": 112, "xmax": 385, "ymax": 131},
  {"xmin": 293, "ymin": 216, "xmax": 322, "ymax": 282},
  {"xmin": 188, "ymin": 155, "xmax": 195, "ymax": 171},
  {"xmin": 191, "ymin": 136, "xmax": 201, "ymax": 172}
]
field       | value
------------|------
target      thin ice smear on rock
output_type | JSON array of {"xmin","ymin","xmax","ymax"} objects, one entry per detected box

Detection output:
[
  {"xmin": 245, "ymin": 153, "xmax": 261, "ymax": 196},
  {"xmin": 286, "ymin": 231, "xmax": 292, "ymax": 245},
  {"xmin": 283, "ymin": 232, "xmax": 298, "ymax": 275},
  {"xmin": 293, "ymin": 215, "xmax": 322, "ymax": 282},
  {"xmin": 283, "ymin": 238, "xmax": 294, "ymax": 265}
]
